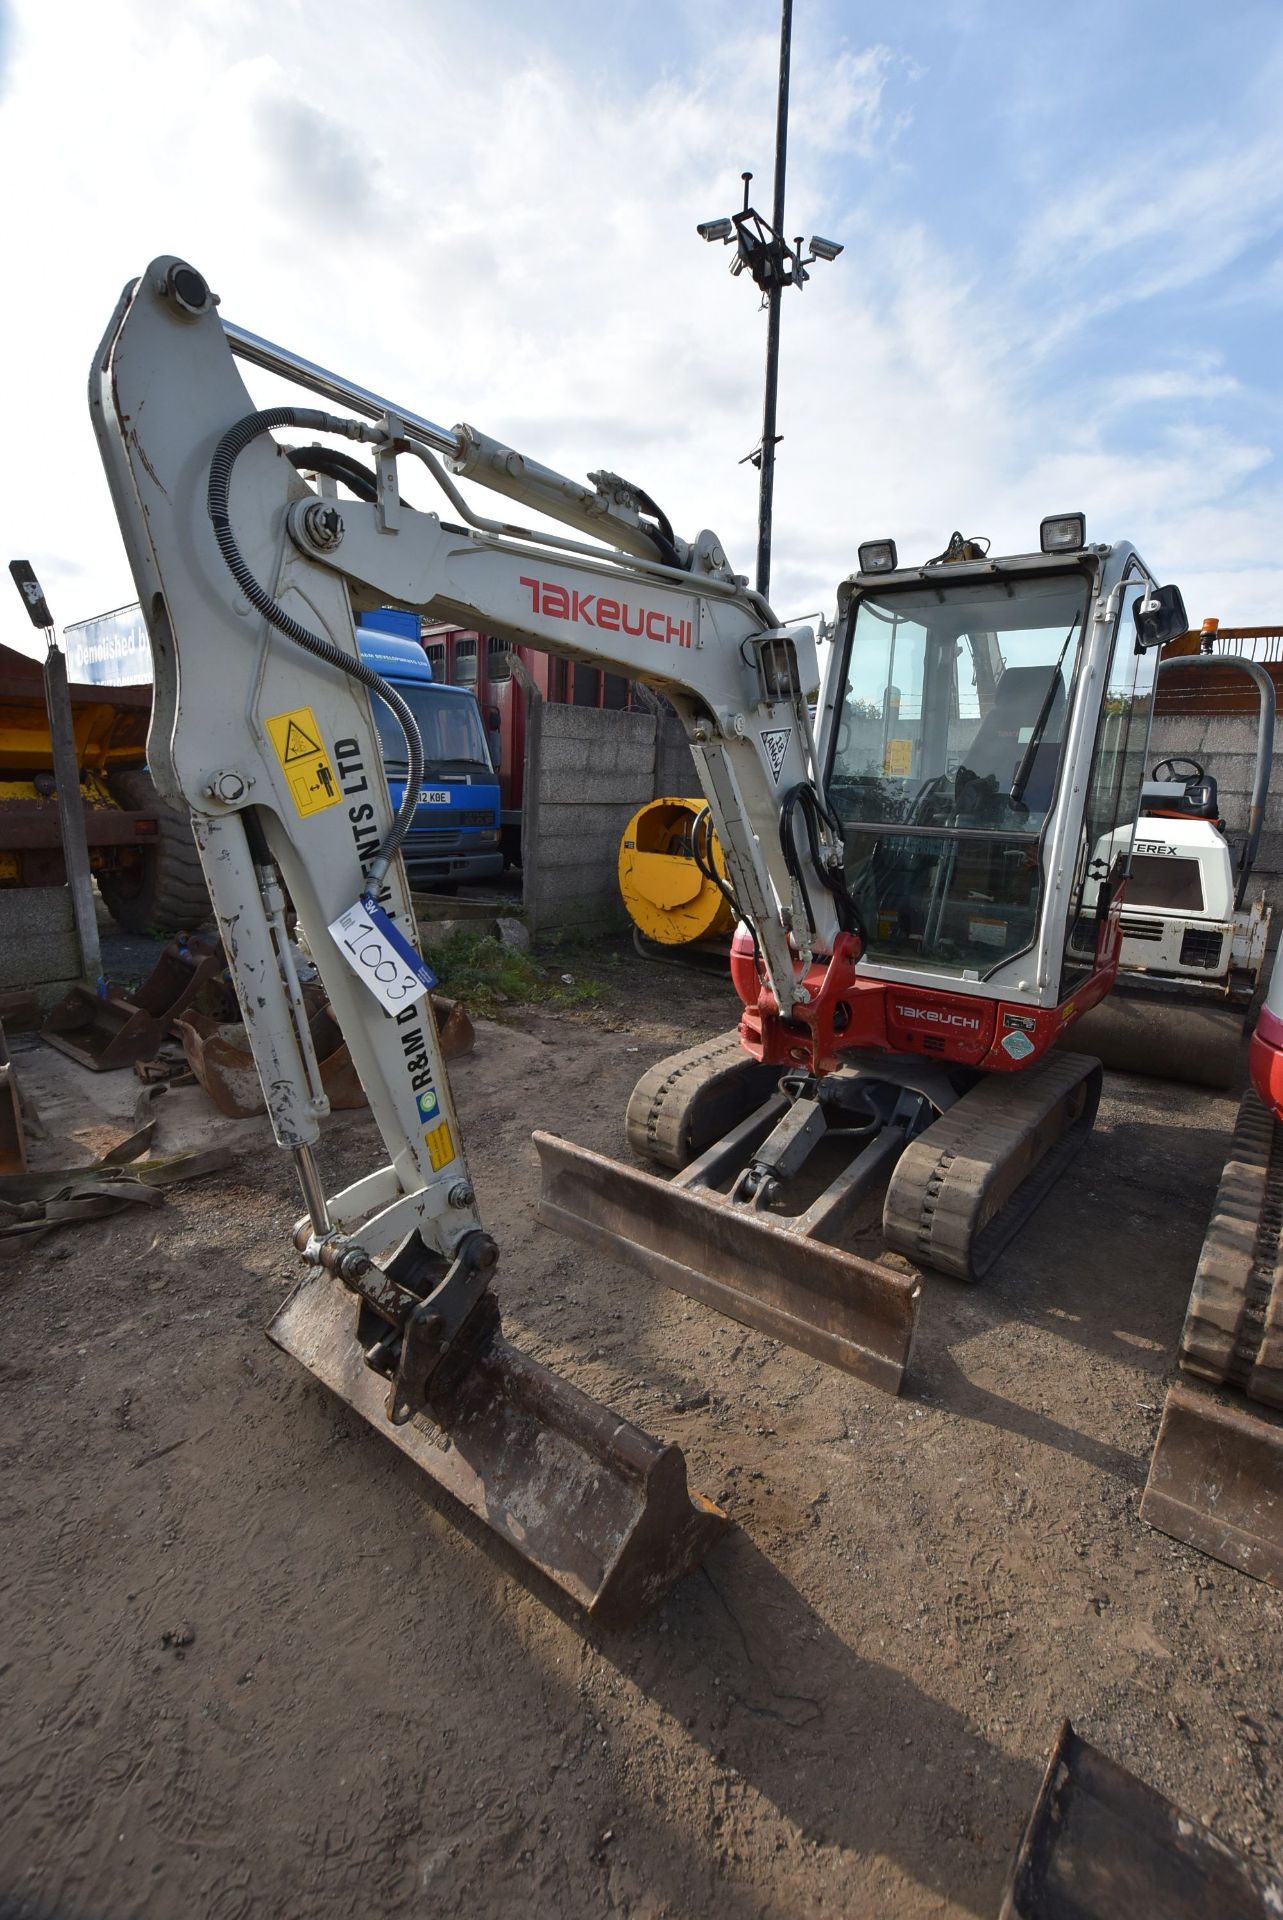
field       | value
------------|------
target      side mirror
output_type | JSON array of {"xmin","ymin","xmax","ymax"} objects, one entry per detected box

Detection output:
[
  {"xmin": 1133, "ymin": 583, "xmax": 1188, "ymax": 652},
  {"xmin": 486, "ymin": 707, "xmax": 502, "ymax": 771}
]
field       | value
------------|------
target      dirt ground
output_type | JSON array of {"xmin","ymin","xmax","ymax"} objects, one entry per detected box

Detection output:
[{"xmin": 2, "ymin": 941, "xmax": 1280, "ymax": 1919}]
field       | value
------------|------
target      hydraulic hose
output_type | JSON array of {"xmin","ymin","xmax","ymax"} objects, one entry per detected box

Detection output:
[
  {"xmin": 779, "ymin": 783, "xmax": 865, "ymax": 947},
  {"xmin": 207, "ymin": 405, "xmax": 423, "ymax": 887}
]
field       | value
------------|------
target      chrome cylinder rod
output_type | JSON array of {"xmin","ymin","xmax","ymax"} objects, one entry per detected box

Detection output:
[{"xmin": 224, "ymin": 321, "xmax": 462, "ymax": 460}]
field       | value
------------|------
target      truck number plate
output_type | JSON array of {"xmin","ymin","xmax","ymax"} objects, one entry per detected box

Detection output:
[
  {"xmin": 327, "ymin": 894, "xmax": 437, "ymax": 1013},
  {"xmin": 418, "ymin": 789, "xmax": 450, "ymax": 804}
]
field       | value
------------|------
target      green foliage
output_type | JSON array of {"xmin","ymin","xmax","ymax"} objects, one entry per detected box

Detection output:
[{"xmin": 421, "ymin": 924, "xmax": 603, "ymax": 1016}]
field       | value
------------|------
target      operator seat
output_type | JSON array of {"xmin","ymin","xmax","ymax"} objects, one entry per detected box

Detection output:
[{"xmin": 957, "ymin": 665, "xmax": 1066, "ymax": 818}]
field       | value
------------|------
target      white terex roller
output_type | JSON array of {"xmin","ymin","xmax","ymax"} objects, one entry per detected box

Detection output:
[
  {"xmin": 1069, "ymin": 656, "xmax": 1274, "ymax": 1088},
  {"xmin": 90, "ymin": 257, "xmax": 1192, "ymax": 1617}
]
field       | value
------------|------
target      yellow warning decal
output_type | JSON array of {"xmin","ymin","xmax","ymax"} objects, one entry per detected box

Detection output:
[
  {"xmin": 265, "ymin": 707, "xmax": 341, "ymax": 817},
  {"xmin": 424, "ymin": 1120, "xmax": 455, "ymax": 1171},
  {"xmin": 884, "ymin": 738, "xmax": 912, "ymax": 776}
]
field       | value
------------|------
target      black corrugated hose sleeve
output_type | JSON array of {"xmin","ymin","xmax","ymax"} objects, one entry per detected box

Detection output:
[
  {"xmin": 779, "ymin": 784, "xmax": 865, "ymax": 948},
  {"xmin": 207, "ymin": 406, "xmax": 424, "ymax": 884}
]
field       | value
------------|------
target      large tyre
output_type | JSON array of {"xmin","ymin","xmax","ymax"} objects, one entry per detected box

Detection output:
[{"xmin": 97, "ymin": 768, "xmax": 212, "ymax": 935}]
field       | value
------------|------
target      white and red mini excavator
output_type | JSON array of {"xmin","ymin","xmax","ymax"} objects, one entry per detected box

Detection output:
[{"xmin": 92, "ymin": 258, "xmax": 1189, "ymax": 1618}]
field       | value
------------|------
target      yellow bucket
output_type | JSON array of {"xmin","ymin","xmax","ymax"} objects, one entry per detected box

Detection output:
[{"xmin": 618, "ymin": 797, "xmax": 734, "ymax": 946}]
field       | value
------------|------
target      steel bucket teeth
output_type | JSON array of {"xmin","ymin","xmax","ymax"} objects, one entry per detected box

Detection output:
[
  {"xmin": 267, "ymin": 1272, "xmax": 727, "ymax": 1626},
  {"xmin": 534, "ymin": 1132, "xmax": 920, "ymax": 1394}
]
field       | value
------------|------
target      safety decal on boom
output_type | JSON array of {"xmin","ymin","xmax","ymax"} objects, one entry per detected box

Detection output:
[
  {"xmin": 424, "ymin": 1120, "xmax": 455, "ymax": 1171},
  {"xmin": 265, "ymin": 707, "xmax": 341, "ymax": 817},
  {"xmin": 761, "ymin": 728, "xmax": 792, "ymax": 783}
]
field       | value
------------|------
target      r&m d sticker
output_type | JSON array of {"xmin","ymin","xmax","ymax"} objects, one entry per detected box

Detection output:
[{"xmin": 265, "ymin": 707, "xmax": 341, "ymax": 817}]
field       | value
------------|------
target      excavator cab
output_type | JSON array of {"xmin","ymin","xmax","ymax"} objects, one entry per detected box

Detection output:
[{"xmin": 825, "ymin": 560, "xmax": 1152, "ymax": 992}]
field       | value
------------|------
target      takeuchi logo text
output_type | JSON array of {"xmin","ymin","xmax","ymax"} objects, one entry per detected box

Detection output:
[{"xmin": 520, "ymin": 576, "xmax": 693, "ymax": 648}]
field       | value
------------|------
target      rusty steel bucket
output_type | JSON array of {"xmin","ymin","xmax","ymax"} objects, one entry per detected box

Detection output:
[
  {"xmin": 534, "ymin": 1131, "xmax": 920, "ymax": 1394},
  {"xmin": 1001, "ymin": 1719, "xmax": 1280, "ymax": 1917},
  {"xmin": 1141, "ymin": 1380, "xmax": 1283, "ymax": 1589},
  {"xmin": 176, "ymin": 991, "xmax": 473, "ymax": 1119},
  {"xmin": 268, "ymin": 1274, "xmax": 727, "ymax": 1625},
  {"xmin": 41, "ymin": 932, "xmax": 226, "ymax": 1072}
]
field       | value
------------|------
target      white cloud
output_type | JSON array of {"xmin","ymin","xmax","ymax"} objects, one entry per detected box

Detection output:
[{"xmin": 0, "ymin": 0, "xmax": 1278, "ymax": 665}]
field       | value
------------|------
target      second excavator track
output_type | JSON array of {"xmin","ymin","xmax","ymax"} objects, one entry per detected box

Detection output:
[
  {"xmin": 882, "ymin": 1051, "xmax": 1103, "ymax": 1284},
  {"xmin": 1178, "ymin": 1089, "xmax": 1283, "ymax": 1410},
  {"xmin": 626, "ymin": 1029, "xmax": 779, "ymax": 1171}
]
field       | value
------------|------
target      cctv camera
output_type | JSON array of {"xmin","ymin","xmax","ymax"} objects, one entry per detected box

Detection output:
[
  {"xmin": 808, "ymin": 235, "xmax": 844, "ymax": 262},
  {"xmin": 696, "ymin": 218, "xmax": 734, "ymax": 244}
]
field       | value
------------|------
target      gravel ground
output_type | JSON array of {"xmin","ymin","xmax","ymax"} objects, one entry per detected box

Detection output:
[{"xmin": 1, "ymin": 943, "xmax": 1279, "ymax": 1919}]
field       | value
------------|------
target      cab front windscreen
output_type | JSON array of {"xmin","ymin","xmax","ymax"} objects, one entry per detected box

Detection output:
[{"xmin": 827, "ymin": 572, "xmax": 1089, "ymax": 977}]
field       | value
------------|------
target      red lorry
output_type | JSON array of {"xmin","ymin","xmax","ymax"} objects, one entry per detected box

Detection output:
[{"xmin": 422, "ymin": 624, "xmax": 635, "ymax": 867}]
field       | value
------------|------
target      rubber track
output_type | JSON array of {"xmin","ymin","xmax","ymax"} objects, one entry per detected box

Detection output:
[
  {"xmin": 1179, "ymin": 1089, "xmax": 1283, "ymax": 1409},
  {"xmin": 626, "ymin": 1031, "xmax": 778, "ymax": 1171},
  {"xmin": 882, "ymin": 1051, "xmax": 1102, "ymax": 1283}
]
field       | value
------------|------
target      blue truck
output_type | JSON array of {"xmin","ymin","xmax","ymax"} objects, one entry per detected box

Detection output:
[{"xmin": 355, "ymin": 611, "xmax": 503, "ymax": 889}]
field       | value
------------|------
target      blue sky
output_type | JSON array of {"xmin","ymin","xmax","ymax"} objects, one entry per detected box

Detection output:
[{"xmin": 1, "ymin": 0, "xmax": 1280, "ymax": 653}]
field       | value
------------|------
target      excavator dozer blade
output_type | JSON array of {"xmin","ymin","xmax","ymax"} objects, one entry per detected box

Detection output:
[
  {"xmin": 1140, "ymin": 1380, "xmax": 1283, "ymax": 1588},
  {"xmin": 534, "ymin": 1132, "xmax": 920, "ymax": 1394},
  {"xmin": 1001, "ymin": 1719, "xmax": 1280, "ymax": 1918},
  {"xmin": 268, "ymin": 1271, "xmax": 728, "ymax": 1626}
]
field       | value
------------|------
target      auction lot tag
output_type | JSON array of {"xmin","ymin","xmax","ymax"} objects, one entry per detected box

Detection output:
[{"xmin": 328, "ymin": 894, "xmax": 436, "ymax": 1013}]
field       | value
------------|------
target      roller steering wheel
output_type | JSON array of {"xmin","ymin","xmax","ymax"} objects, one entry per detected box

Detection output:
[{"xmin": 1151, "ymin": 756, "xmax": 1204, "ymax": 785}]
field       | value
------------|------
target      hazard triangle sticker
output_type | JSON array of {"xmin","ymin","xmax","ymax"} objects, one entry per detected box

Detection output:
[{"xmin": 761, "ymin": 728, "xmax": 791, "ymax": 783}]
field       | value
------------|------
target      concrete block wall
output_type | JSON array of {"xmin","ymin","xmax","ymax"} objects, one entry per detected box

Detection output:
[
  {"xmin": 0, "ymin": 886, "xmax": 81, "ymax": 1008},
  {"xmin": 1147, "ymin": 711, "xmax": 1282, "ymax": 941},
  {"xmin": 653, "ymin": 701, "xmax": 699, "ymax": 800},
  {"xmin": 521, "ymin": 702, "xmax": 658, "ymax": 934}
]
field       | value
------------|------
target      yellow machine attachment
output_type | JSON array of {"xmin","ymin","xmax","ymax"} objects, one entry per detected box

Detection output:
[{"xmin": 618, "ymin": 797, "xmax": 733, "ymax": 947}]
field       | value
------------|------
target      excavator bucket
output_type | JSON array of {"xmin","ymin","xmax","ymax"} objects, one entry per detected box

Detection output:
[
  {"xmin": 41, "ymin": 932, "xmax": 226, "ymax": 1072},
  {"xmin": 1141, "ymin": 1382, "xmax": 1283, "ymax": 1588},
  {"xmin": 1001, "ymin": 1719, "xmax": 1280, "ymax": 1918},
  {"xmin": 268, "ymin": 1271, "xmax": 728, "ymax": 1625},
  {"xmin": 534, "ymin": 1131, "xmax": 921, "ymax": 1394},
  {"xmin": 176, "ymin": 990, "xmax": 472, "ymax": 1119}
]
